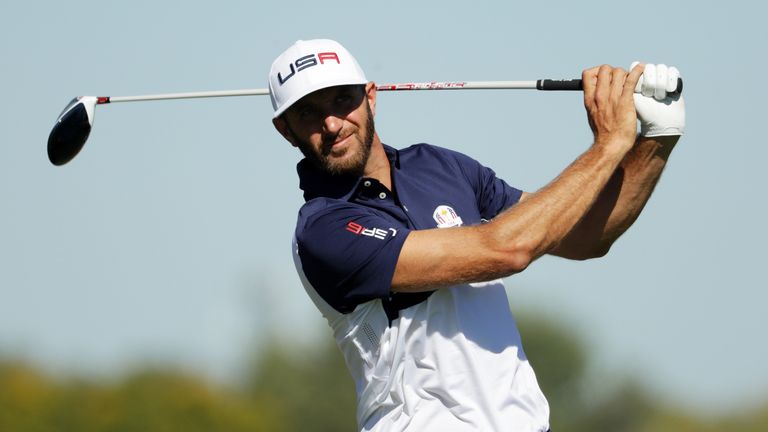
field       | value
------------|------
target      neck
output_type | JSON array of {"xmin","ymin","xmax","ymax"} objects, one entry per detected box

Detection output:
[{"xmin": 362, "ymin": 133, "xmax": 392, "ymax": 190}]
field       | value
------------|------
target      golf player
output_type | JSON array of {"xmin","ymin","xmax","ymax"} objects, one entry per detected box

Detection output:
[{"xmin": 269, "ymin": 39, "xmax": 684, "ymax": 431}]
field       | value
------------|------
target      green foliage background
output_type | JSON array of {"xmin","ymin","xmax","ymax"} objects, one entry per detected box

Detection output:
[{"xmin": 1, "ymin": 314, "xmax": 766, "ymax": 431}]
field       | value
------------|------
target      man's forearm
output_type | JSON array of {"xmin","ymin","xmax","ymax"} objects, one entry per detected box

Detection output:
[
  {"xmin": 393, "ymin": 64, "xmax": 646, "ymax": 292},
  {"xmin": 485, "ymin": 140, "xmax": 633, "ymax": 267},
  {"xmin": 393, "ymin": 141, "xmax": 632, "ymax": 292},
  {"xmin": 551, "ymin": 135, "xmax": 678, "ymax": 259}
]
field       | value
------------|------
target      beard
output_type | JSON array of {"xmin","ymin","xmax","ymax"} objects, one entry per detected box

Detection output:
[{"xmin": 292, "ymin": 102, "xmax": 375, "ymax": 177}]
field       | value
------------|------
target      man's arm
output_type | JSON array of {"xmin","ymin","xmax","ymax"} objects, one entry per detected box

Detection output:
[
  {"xmin": 548, "ymin": 62, "xmax": 685, "ymax": 259},
  {"xmin": 392, "ymin": 65, "xmax": 644, "ymax": 293},
  {"xmin": 540, "ymin": 134, "xmax": 678, "ymax": 260}
]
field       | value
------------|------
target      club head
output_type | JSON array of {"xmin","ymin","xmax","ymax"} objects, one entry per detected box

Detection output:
[{"xmin": 47, "ymin": 96, "xmax": 97, "ymax": 166}]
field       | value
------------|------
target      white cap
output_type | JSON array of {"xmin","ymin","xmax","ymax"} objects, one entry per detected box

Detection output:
[{"xmin": 268, "ymin": 39, "xmax": 368, "ymax": 118}]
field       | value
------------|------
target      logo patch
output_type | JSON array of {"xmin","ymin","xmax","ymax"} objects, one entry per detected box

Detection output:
[
  {"xmin": 346, "ymin": 221, "xmax": 397, "ymax": 240},
  {"xmin": 433, "ymin": 205, "xmax": 463, "ymax": 228},
  {"xmin": 277, "ymin": 52, "xmax": 341, "ymax": 85}
]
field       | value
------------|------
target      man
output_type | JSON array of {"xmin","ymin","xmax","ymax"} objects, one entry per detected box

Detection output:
[{"xmin": 269, "ymin": 39, "xmax": 684, "ymax": 431}]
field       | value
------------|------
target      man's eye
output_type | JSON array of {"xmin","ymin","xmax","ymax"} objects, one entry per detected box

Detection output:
[
  {"xmin": 336, "ymin": 94, "xmax": 352, "ymax": 104},
  {"xmin": 298, "ymin": 107, "xmax": 315, "ymax": 118}
]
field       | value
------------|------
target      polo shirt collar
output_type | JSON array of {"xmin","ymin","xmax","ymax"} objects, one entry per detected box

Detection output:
[{"xmin": 297, "ymin": 144, "xmax": 399, "ymax": 201}]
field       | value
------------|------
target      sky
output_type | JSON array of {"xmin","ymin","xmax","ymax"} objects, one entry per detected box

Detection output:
[{"xmin": 1, "ymin": 0, "xmax": 766, "ymax": 416}]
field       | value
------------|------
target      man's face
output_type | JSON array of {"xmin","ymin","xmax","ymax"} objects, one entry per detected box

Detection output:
[{"xmin": 275, "ymin": 84, "xmax": 376, "ymax": 176}]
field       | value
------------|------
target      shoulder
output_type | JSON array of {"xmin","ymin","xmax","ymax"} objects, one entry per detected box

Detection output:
[
  {"xmin": 297, "ymin": 198, "xmax": 362, "ymax": 230},
  {"xmin": 399, "ymin": 143, "xmax": 491, "ymax": 178},
  {"xmin": 295, "ymin": 197, "xmax": 395, "ymax": 242},
  {"xmin": 398, "ymin": 142, "xmax": 467, "ymax": 160},
  {"xmin": 397, "ymin": 143, "xmax": 483, "ymax": 172}
]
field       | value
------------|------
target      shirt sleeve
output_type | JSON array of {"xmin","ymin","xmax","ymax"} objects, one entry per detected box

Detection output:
[
  {"xmin": 295, "ymin": 201, "xmax": 411, "ymax": 314},
  {"xmin": 448, "ymin": 149, "xmax": 523, "ymax": 220}
]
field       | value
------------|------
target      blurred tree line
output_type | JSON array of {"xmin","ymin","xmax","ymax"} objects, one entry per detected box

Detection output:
[{"xmin": 1, "ymin": 313, "xmax": 766, "ymax": 431}]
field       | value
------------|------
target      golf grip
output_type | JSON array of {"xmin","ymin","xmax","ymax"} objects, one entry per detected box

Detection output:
[{"xmin": 537, "ymin": 77, "xmax": 683, "ymax": 94}]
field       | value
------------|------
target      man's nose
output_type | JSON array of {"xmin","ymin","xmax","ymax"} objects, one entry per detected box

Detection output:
[{"xmin": 322, "ymin": 114, "xmax": 343, "ymax": 135}]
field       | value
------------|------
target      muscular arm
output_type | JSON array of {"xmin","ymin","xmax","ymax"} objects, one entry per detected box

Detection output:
[
  {"xmin": 392, "ymin": 141, "xmax": 631, "ymax": 292},
  {"xmin": 547, "ymin": 135, "xmax": 678, "ymax": 260},
  {"xmin": 392, "ymin": 64, "xmax": 645, "ymax": 292}
]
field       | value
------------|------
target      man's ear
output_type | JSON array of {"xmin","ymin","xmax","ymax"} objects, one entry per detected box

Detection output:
[
  {"xmin": 365, "ymin": 82, "xmax": 377, "ymax": 117},
  {"xmin": 272, "ymin": 116, "xmax": 298, "ymax": 147}
]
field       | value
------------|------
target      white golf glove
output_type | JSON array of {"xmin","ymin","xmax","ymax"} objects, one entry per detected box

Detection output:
[{"xmin": 631, "ymin": 62, "xmax": 686, "ymax": 137}]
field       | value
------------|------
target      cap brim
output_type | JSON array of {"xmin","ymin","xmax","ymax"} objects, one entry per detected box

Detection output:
[{"xmin": 272, "ymin": 77, "xmax": 368, "ymax": 118}]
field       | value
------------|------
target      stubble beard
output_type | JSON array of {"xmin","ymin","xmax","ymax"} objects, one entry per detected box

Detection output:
[{"xmin": 294, "ymin": 103, "xmax": 375, "ymax": 177}]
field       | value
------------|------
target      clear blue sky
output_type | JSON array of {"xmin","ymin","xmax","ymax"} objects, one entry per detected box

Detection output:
[{"xmin": 1, "ymin": 0, "xmax": 766, "ymax": 415}]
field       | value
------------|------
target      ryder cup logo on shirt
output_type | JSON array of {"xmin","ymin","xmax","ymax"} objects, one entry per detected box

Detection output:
[{"xmin": 433, "ymin": 205, "xmax": 463, "ymax": 228}]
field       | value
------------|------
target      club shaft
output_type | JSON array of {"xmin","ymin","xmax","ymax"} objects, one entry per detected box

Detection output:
[
  {"xmin": 376, "ymin": 80, "xmax": 539, "ymax": 91},
  {"xmin": 101, "ymin": 78, "xmax": 681, "ymax": 103},
  {"xmin": 101, "ymin": 80, "xmax": 580, "ymax": 104},
  {"xmin": 107, "ymin": 88, "xmax": 270, "ymax": 103}
]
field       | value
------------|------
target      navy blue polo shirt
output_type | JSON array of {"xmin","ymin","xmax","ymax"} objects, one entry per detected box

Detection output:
[{"xmin": 294, "ymin": 143, "xmax": 523, "ymax": 320}]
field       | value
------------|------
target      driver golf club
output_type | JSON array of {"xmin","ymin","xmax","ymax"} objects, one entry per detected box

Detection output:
[{"xmin": 47, "ymin": 77, "xmax": 682, "ymax": 166}]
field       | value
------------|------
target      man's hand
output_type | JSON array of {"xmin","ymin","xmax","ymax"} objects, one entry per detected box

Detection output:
[
  {"xmin": 582, "ymin": 64, "xmax": 645, "ymax": 153},
  {"xmin": 631, "ymin": 62, "xmax": 686, "ymax": 137}
]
